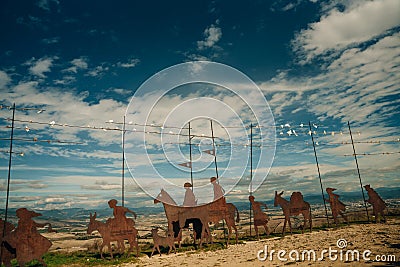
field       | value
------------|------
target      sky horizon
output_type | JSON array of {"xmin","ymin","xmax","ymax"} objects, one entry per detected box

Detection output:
[{"xmin": 0, "ymin": 0, "xmax": 399, "ymax": 211}]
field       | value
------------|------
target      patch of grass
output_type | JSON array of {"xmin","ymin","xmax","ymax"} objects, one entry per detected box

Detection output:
[{"xmin": 9, "ymin": 251, "xmax": 140, "ymax": 267}]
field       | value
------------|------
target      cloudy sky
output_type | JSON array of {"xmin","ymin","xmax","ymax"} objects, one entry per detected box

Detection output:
[{"xmin": 0, "ymin": 0, "xmax": 399, "ymax": 211}]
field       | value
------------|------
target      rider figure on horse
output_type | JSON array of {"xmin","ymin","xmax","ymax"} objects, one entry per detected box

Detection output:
[{"xmin": 107, "ymin": 199, "xmax": 137, "ymax": 233}]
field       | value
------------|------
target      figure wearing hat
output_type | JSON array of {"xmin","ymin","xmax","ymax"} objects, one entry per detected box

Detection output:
[
  {"xmin": 4, "ymin": 208, "xmax": 52, "ymax": 267},
  {"xmin": 326, "ymin": 188, "xmax": 348, "ymax": 225},
  {"xmin": 182, "ymin": 182, "xmax": 197, "ymax": 207},
  {"xmin": 210, "ymin": 177, "xmax": 225, "ymax": 201},
  {"xmin": 248, "ymin": 195, "xmax": 269, "ymax": 239},
  {"xmin": 364, "ymin": 184, "xmax": 386, "ymax": 223}
]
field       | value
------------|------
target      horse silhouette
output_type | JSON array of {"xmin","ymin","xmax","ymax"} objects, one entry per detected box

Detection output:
[{"xmin": 155, "ymin": 189, "xmax": 240, "ymax": 247}]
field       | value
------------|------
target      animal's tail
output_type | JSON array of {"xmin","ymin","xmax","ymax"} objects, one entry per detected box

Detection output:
[{"xmin": 235, "ymin": 205, "xmax": 240, "ymax": 223}]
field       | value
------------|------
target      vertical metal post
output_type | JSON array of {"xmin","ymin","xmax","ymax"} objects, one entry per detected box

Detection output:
[
  {"xmin": 309, "ymin": 121, "xmax": 330, "ymax": 227},
  {"xmin": 1, "ymin": 103, "xmax": 16, "ymax": 261},
  {"xmin": 210, "ymin": 120, "xmax": 227, "ymax": 245},
  {"xmin": 348, "ymin": 121, "xmax": 369, "ymax": 222},
  {"xmin": 188, "ymin": 121, "xmax": 193, "ymax": 191},
  {"xmin": 122, "ymin": 115, "xmax": 126, "ymax": 207},
  {"xmin": 210, "ymin": 120, "xmax": 219, "ymax": 179},
  {"xmin": 249, "ymin": 124, "xmax": 253, "ymax": 236}
]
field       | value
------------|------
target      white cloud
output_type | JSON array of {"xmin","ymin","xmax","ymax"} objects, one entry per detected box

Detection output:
[
  {"xmin": 25, "ymin": 57, "xmax": 55, "ymax": 78},
  {"xmin": 110, "ymin": 88, "xmax": 132, "ymax": 95},
  {"xmin": 63, "ymin": 57, "xmax": 88, "ymax": 73},
  {"xmin": 81, "ymin": 180, "xmax": 121, "ymax": 190},
  {"xmin": 86, "ymin": 65, "xmax": 109, "ymax": 77},
  {"xmin": 197, "ymin": 24, "xmax": 222, "ymax": 50},
  {"xmin": 3, "ymin": 80, "xmax": 126, "ymax": 146},
  {"xmin": 263, "ymin": 32, "xmax": 400, "ymax": 125},
  {"xmin": 117, "ymin": 58, "xmax": 140, "ymax": 68},
  {"xmin": 293, "ymin": 0, "xmax": 400, "ymax": 62},
  {"xmin": 0, "ymin": 70, "xmax": 11, "ymax": 89}
]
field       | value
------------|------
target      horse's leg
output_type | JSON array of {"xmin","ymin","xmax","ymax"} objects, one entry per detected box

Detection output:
[
  {"xmin": 193, "ymin": 228, "xmax": 197, "ymax": 248},
  {"xmin": 233, "ymin": 224, "xmax": 238, "ymax": 244},
  {"xmin": 226, "ymin": 224, "xmax": 232, "ymax": 247},
  {"xmin": 120, "ymin": 239, "xmax": 126, "ymax": 254},
  {"xmin": 282, "ymin": 217, "xmax": 287, "ymax": 236},
  {"xmin": 199, "ymin": 223, "xmax": 208, "ymax": 248},
  {"xmin": 126, "ymin": 238, "xmax": 133, "ymax": 256},
  {"xmin": 108, "ymin": 241, "xmax": 113, "ymax": 259},
  {"xmin": 288, "ymin": 215, "xmax": 293, "ymax": 235},
  {"xmin": 99, "ymin": 241, "xmax": 105, "ymax": 259},
  {"xmin": 255, "ymin": 225, "xmax": 259, "ymax": 240},
  {"xmin": 207, "ymin": 223, "xmax": 213, "ymax": 244},
  {"xmin": 264, "ymin": 224, "xmax": 269, "ymax": 236},
  {"xmin": 177, "ymin": 228, "xmax": 182, "ymax": 248},
  {"xmin": 204, "ymin": 220, "xmax": 212, "ymax": 245},
  {"xmin": 381, "ymin": 210, "xmax": 387, "ymax": 223},
  {"xmin": 135, "ymin": 236, "xmax": 140, "ymax": 257}
]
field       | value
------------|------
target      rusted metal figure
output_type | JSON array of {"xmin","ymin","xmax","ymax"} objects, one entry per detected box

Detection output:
[
  {"xmin": 326, "ymin": 187, "xmax": 348, "ymax": 226},
  {"xmin": 249, "ymin": 195, "xmax": 269, "ymax": 240},
  {"xmin": 364, "ymin": 184, "xmax": 387, "ymax": 223}
]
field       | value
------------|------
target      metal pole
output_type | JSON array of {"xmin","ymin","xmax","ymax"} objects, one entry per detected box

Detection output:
[
  {"xmin": 188, "ymin": 121, "xmax": 193, "ymax": 191},
  {"xmin": 348, "ymin": 121, "xmax": 370, "ymax": 222},
  {"xmin": 249, "ymin": 124, "xmax": 253, "ymax": 236},
  {"xmin": 309, "ymin": 121, "xmax": 330, "ymax": 227},
  {"xmin": 122, "ymin": 115, "xmax": 125, "ymax": 207},
  {"xmin": 210, "ymin": 120, "xmax": 219, "ymax": 179},
  {"xmin": 1, "ymin": 103, "xmax": 15, "ymax": 260},
  {"xmin": 210, "ymin": 120, "xmax": 227, "ymax": 246}
]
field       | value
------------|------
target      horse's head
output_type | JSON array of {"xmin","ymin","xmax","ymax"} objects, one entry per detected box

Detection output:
[
  {"xmin": 274, "ymin": 191, "xmax": 284, "ymax": 207},
  {"xmin": 154, "ymin": 189, "xmax": 165, "ymax": 204},
  {"xmin": 154, "ymin": 188, "xmax": 177, "ymax": 206},
  {"xmin": 87, "ymin": 212, "xmax": 97, "ymax": 234}
]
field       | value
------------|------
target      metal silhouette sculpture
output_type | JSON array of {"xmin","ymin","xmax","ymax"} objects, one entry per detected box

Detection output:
[
  {"xmin": 0, "ymin": 219, "xmax": 16, "ymax": 267},
  {"xmin": 208, "ymin": 177, "xmax": 239, "ymax": 246},
  {"xmin": 274, "ymin": 191, "xmax": 312, "ymax": 235},
  {"xmin": 326, "ymin": 188, "xmax": 348, "ymax": 226},
  {"xmin": 150, "ymin": 228, "xmax": 176, "ymax": 257},
  {"xmin": 182, "ymin": 182, "xmax": 197, "ymax": 207},
  {"xmin": 87, "ymin": 211, "xmax": 139, "ymax": 258},
  {"xmin": 249, "ymin": 195, "xmax": 269, "ymax": 240},
  {"xmin": 209, "ymin": 202, "xmax": 240, "ymax": 245},
  {"xmin": 364, "ymin": 185, "xmax": 387, "ymax": 223},
  {"xmin": 2, "ymin": 208, "xmax": 52, "ymax": 267},
  {"xmin": 107, "ymin": 199, "xmax": 137, "ymax": 228},
  {"xmin": 154, "ymin": 189, "xmax": 238, "ymax": 247}
]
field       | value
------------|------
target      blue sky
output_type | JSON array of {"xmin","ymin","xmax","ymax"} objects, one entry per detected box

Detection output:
[{"xmin": 0, "ymin": 0, "xmax": 399, "ymax": 211}]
